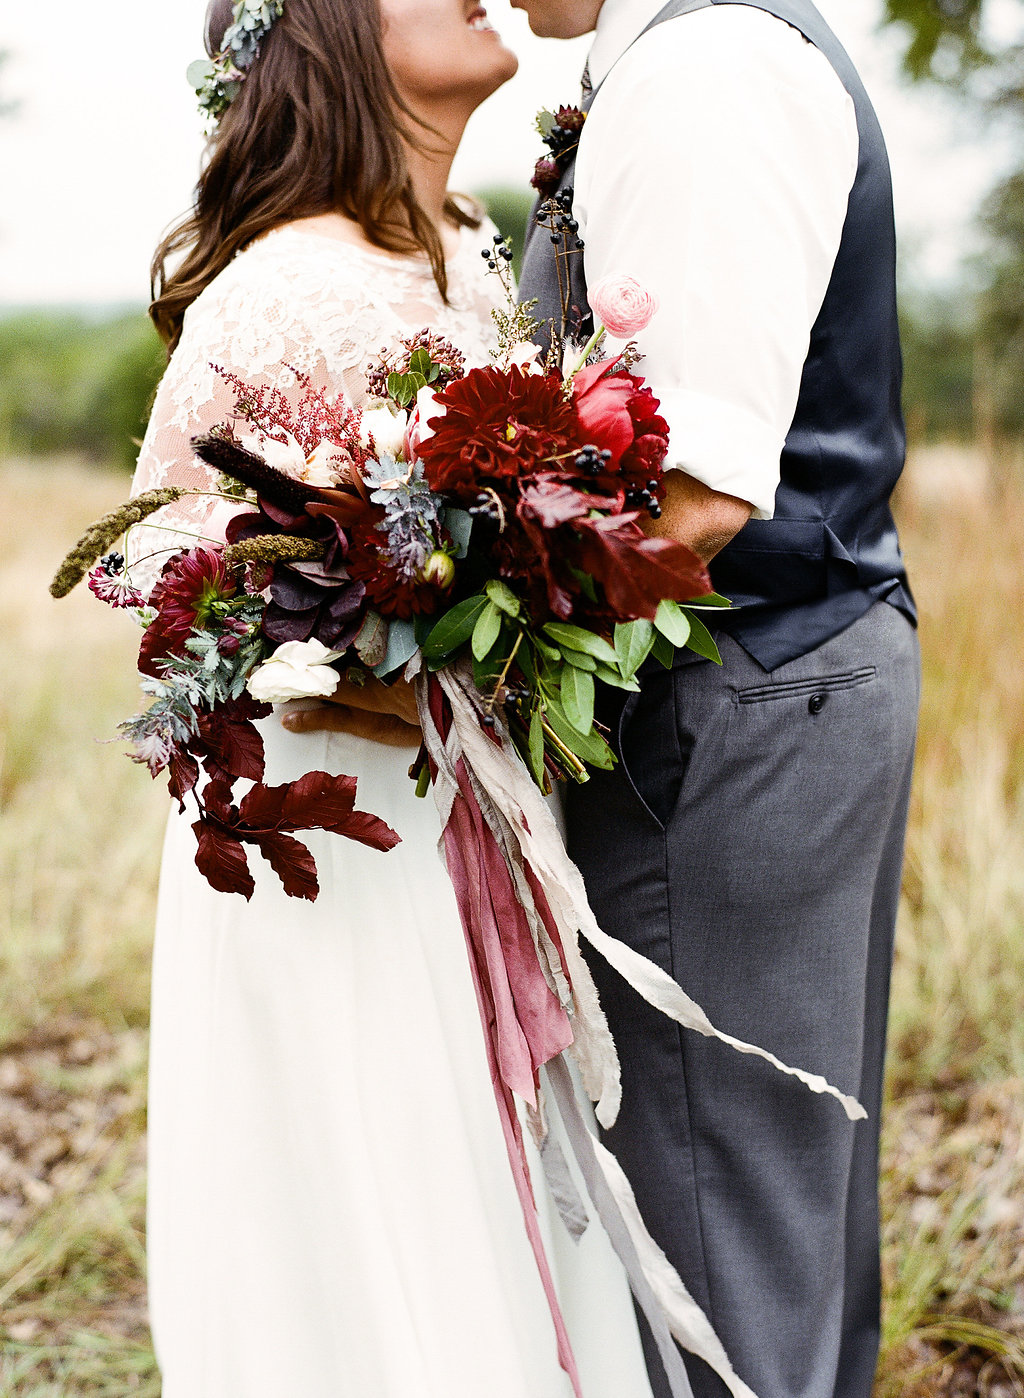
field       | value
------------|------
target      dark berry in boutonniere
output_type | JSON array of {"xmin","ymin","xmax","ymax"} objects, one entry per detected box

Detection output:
[{"xmin": 531, "ymin": 105, "xmax": 588, "ymax": 195}]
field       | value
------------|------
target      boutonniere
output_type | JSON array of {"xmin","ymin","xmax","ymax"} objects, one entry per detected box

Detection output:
[{"xmin": 531, "ymin": 106, "xmax": 588, "ymax": 197}]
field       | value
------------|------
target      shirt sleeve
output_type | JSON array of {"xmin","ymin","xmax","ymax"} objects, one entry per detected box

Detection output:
[{"xmin": 574, "ymin": 5, "xmax": 859, "ymax": 519}]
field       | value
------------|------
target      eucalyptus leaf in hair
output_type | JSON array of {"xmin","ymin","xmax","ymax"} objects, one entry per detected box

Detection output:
[{"xmin": 189, "ymin": 0, "xmax": 284, "ymax": 119}]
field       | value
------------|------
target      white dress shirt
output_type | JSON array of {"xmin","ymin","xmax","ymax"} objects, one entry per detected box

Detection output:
[{"xmin": 575, "ymin": 0, "xmax": 860, "ymax": 518}]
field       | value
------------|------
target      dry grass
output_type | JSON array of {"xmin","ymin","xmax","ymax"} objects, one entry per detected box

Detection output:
[
  {"xmin": 0, "ymin": 452, "xmax": 1022, "ymax": 1394},
  {"xmin": 0, "ymin": 460, "xmax": 165, "ymax": 1395}
]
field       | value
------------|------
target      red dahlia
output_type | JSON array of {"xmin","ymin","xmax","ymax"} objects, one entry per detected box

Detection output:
[
  {"xmin": 417, "ymin": 366, "xmax": 578, "ymax": 502},
  {"xmin": 140, "ymin": 547, "xmax": 237, "ymax": 674},
  {"xmin": 345, "ymin": 515, "xmax": 442, "ymax": 620}
]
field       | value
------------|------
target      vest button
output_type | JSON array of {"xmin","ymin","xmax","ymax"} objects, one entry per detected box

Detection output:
[{"xmin": 808, "ymin": 693, "xmax": 827, "ymax": 715}]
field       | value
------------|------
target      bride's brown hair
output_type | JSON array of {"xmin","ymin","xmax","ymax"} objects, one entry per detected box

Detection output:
[{"xmin": 151, "ymin": 0, "xmax": 479, "ymax": 353}]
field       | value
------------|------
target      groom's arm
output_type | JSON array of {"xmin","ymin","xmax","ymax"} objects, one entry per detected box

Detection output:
[
  {"xmin": 643, "ymin": 471, "xmax": 752, "ymax": 565},
  {"xmin": 574, "ymin": 4, "xmax": 859, "ymax": 553}
]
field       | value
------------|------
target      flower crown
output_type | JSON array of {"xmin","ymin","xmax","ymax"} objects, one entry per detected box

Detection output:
[{"xmin": 187, "ymin": 0, "xmax": 285, "ymax": 120}]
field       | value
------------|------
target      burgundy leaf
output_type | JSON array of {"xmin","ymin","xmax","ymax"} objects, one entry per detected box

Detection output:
[
  {"xmin": 262, "ymin": 604, "xmax": 318, "ymax": 642},
  {"xmin": 196, "ymin": 710, "xmax": 266, "ymax": 783},
  {"xmin": 258, "ymin": 497, "xmax": 311, "ymax": 530},
  {"xmin": 270, "ymin": 570, "xmax": 339, "ymax": 610},
  {"xmin": 335, "ymin": 809, "xmax": 403, "ymax": 853},
  {"xmin": 168, "ymin": 751, "xmax": 200, "ymax": 805},
  {"xmin": 200, "ymin": 777, "xmax": 237, "ymax": 823},
  {"xmin": 306, "ymin": 498, "xmax": 369, "ymax": 529},
  {"xmin": 517, "ymin": 477, "xmax": 597, "ymax": 530},
  {"xmin": 573, "ymin": 515, "xmax": 711, "ymax": 619},
  {"xmin": 280, "ymin": 770, "xmax": 359, "ymax": 829},
  {"xmin": 256, "ymin": 831, "xmax": 320, "ymax": 901},
  {"xmin": 193, "ymin": 819, "xmax": 255, "ymax": 900}
]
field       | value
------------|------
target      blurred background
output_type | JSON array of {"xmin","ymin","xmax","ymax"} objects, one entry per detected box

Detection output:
[{"xmin": 1, "ymin": 0, "xmax": 1023, "ymax": 1392}]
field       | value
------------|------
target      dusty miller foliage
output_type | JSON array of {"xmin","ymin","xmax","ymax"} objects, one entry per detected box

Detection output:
[{"xmin": 364, "ymin": 454, "xmax": 443, "ymax": 580}]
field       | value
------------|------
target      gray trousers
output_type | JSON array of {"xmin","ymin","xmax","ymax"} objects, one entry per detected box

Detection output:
[{"xmin": 565, "ymin": 601, "xmax": 920, "ymax": 1398}]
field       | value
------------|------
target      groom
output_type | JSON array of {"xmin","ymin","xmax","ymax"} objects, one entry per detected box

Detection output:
[{"xmin": 515, "ymin": 0, "xmax": 920, "ymax": 1396}]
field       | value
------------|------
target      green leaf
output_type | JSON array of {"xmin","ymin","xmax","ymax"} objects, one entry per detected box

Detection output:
[
  {"xmin": 544, "ymin": 701, "xmax": 615, "ymax": 770},
  {"xmin": 528, "ymin": 707, "xmax": 546, "ymax": 787},
  {"xmin": 534, "ymin": 636, "xmax": 561, "ymax": 662},
  {"xmin": 568, "ymin": 565, "xmax": 598, "ymax": 603},
  {"xmin": 535, "ymin": 108, "xmax": 557, "ymax": 138},
  {"xmin": 353, "ymin": 610, "xmax": 388, "ymax": 668},
  {"xmin": 442, "ymin": 507, "xmax": 473, "ymax": 560},
  {"xmin": 542, "ymin": 623, "xmax": 618, "ymax": 666},
  {"xmin": 561, "ymin": 665, "xmax": 595, "ymax": 734},
  {"xmin": 187, "ymin": 59, "xmax": 216, "ymax": 87},
  {"xmin": 686, "ymin": 591, "xmax": 732, "ymax": 609},
  {"xmin": 682, "ymin": 610, "xmax": 723, "ymax": 665},
  {"xmin": 385, "ymin": 370, "xmax": 427, "ymax": 408},
  {"xmin": 373, "ymin": 617, "xmax": 418, "ymax": 679},
  {"xmin": 651, "ymin": 632, "xmax": 675, "ymax": 669},
  {"xmin": 654, "ymin": 599, "xmax": 691, "ymax": 648},
  {"xmin": 485, "ymin": 578, "xmax": 521, "ymax": 618},
  {"xmin": 517, "ymin": 642, "xmax": 536, "ymax": 686},
  {"xmin": 422, "ymin": 594, "xmax": 487, "ymax": 659},
  {"xmin": 561, "ymin": 648, "xmax": 597, "ymax": 672},
  {"xmin": 471, "ymin": 600, "xmax": 503, "ymax": 662},
  {"xmin": 408, "ymin": 348, "xmax": 433, "ymax": 378},
  {"xmin": 473, "ymin": 651, "xmax": 502, "ymax": 691},
  {"xmin": 593, "ymin": 662, "xmax": 641, "ymax": 692},
  {"xmin": 614, "ymin": 619, "xmax": 655, "ymax": 680}
]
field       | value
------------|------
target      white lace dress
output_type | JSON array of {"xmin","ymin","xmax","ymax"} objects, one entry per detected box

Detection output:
[{"xmin": 131, "ymin": 222, "xmax": 654, "ymax": 1398}]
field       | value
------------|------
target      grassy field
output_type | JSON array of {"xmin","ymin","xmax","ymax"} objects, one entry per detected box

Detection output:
[{"xmin": 1, "ymin": 453, "xmax": 1022, "ymax": 1394}]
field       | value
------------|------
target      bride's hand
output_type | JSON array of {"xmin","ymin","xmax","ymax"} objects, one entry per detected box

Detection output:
[{"xmin": 280, "ymin": 678, "xmax": 421, "ymax": 748}]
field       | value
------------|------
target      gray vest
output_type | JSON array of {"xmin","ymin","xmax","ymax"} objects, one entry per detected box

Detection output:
[{"xmin": 519, "ymin": 0, "xmax": 916, "ymax": 669}]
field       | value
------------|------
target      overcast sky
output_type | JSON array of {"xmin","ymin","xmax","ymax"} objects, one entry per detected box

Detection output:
[{"xmin": 0, "ymin": 0, "xmax": 1015, "ymax": 306}]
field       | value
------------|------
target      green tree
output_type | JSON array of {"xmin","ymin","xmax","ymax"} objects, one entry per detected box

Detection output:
[
  {"xmin": 881, "ymin": 0, "xmax": 1022, "ymax": 94},
  {"xmin": 883, "ymin": 0, "xmax": 1024, "ymax": 461}
]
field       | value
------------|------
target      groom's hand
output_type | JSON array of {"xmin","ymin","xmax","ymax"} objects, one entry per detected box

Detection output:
[
  {"xmin": 644, "ymin": 470, "xmax": 753, "ymax": 564},
  {"xmin": 281, "ymin": 677, "xmax": 422, "ymax": 747}
]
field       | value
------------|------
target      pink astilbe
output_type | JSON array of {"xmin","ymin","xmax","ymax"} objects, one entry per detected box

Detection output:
[{"xmin": 213, "ymin": 365, "xmax": 372, "ymax": 473}]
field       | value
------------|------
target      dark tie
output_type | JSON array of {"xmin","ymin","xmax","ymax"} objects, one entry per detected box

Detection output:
[{"xmin": 581, "ymin": 58, "xmax": 593, "ymax": 98}]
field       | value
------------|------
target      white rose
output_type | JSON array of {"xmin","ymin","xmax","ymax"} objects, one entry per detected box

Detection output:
[
  {"xmin": 246, "ymin": 639, "xmax": 343, "ymax": 704},
  {"xmin": 361, "ymin": 405, "xmax": 408, "ymax": 460}
]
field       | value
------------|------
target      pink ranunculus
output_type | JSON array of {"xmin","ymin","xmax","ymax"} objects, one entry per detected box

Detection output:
[{"xmin": 589, "ymin": 274, "xmax": 659, "ymax": 338}]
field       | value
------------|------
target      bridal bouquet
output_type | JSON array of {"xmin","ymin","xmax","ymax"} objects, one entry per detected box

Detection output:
[
  {"xmin": 50, "ymin": 243, "xmax": 724, "ymax": 900},
  {"xmin": 51, "ymin": 240, "xmax": 860, "ymax": 1398}
]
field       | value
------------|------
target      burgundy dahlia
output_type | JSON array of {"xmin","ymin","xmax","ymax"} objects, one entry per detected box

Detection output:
[
  {"xmin": 417, "ymin": 366, "xmax": 579, "ymax": 503},
  {"xmin": 139, "ymin": 547, "xmax": 236, "ymax": 674}
]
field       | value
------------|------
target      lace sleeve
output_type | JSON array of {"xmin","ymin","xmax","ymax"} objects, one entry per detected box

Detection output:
[
  {"xmin": 126, "ymin": 260, "xmax": 369, "ymax": 595},
  {"xmin": 127, "ymin": 222, "xmax": 505, "ymax": 593}
]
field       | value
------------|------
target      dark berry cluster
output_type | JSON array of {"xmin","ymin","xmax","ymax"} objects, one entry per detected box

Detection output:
[
  {"xmin": 574, "ymin": 445, "xmax": 613, "ymax": 476},
  {"xmin": 97, "ymin": 550, "xmax": 126, "ymax": 576},
  {"xmin": 536, "ymin": 187, "xmax": 582, "ymax": 251},
  {"xmin": 625, "ymin": 481, "xmax": 664, "ymax": 519},
  {"xmin": 481, "ymin": 233, "xmax": 515, "ymax": 271}
]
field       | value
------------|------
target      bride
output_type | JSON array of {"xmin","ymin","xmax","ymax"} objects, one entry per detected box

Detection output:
[{"xmin": 130, "ymin": 0, "xmax": 654, "ymax": 1393}]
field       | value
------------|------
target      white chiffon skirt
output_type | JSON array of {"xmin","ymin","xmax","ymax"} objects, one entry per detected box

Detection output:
[{"xmin": 146, "ymin": 709, "xmax": 655, "ymax": 1398}]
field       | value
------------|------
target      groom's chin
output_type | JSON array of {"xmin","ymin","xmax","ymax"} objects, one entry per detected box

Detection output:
[{"xmin": 510, "ymin": 0, "xmax": 602, "ymax": 39}]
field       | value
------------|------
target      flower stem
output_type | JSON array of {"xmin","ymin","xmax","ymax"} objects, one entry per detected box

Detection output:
[{"xmin": 567, "ymin": 326, "xmax": 607, "ymax": 381}]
